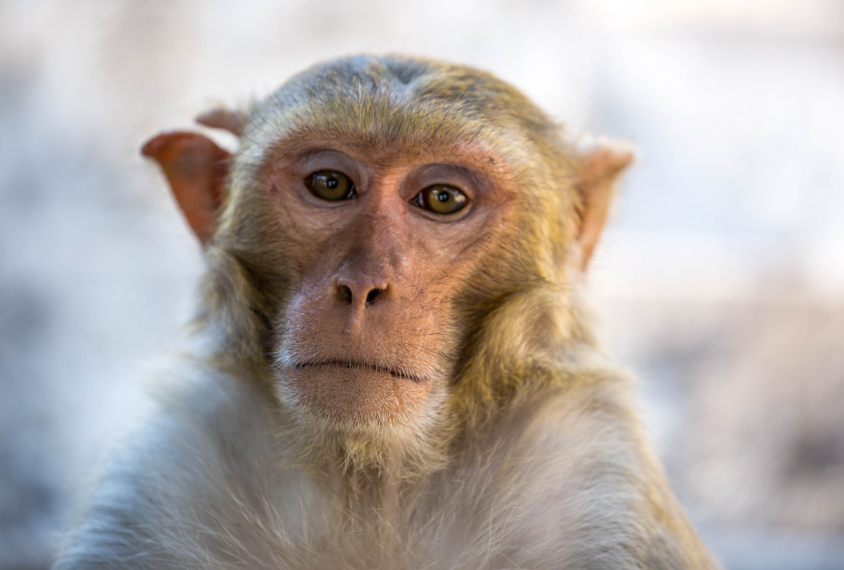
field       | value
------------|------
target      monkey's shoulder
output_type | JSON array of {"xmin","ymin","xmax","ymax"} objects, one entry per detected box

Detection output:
[
  {"xmin": 55, "ymin": 374, "xmax": 317, "ymax": 570},
  {"xmin": 415, "ymin": 366, "xmax": 714, "ymax": 569}
]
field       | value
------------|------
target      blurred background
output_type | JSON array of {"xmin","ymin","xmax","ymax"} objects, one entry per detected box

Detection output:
[{"xmin": 1, "ymin": 0, "xmax": 843, "ymax": 568}]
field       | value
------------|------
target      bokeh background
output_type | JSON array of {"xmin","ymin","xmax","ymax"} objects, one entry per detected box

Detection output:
[{"xmin": 2, "ymin": 1, "xmax": 844, "ymax": 568}]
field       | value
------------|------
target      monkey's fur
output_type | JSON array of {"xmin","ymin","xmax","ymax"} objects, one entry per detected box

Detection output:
[{"xmin": 56, "ymin": 55, "xmax": 719, "ymax": 570}]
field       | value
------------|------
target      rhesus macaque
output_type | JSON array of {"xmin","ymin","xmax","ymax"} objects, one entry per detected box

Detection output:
[{"xmin": 56, "ymin": 55, "xmax": 719, "ymax": 569}]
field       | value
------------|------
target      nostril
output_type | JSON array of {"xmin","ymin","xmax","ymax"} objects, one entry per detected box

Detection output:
[
  {"xmin": 365, "ymin": 288, "xmax": 381, "ymax": 306},
  {"xmin": 340, "ymin": 285, "xmax": 353, "ymax": 304}
]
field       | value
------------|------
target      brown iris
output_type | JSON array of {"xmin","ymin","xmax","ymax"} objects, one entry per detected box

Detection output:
[
  {"xmin": 414, "ymin": 184, "xmax": 468, "ymax": 215},
  {"xmin": 305, "ymin": 170, "xmax": 356, "ymax": 201}
]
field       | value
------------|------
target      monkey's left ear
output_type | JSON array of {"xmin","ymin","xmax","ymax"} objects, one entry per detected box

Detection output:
[
  {"xmin": 573, "ymin": 143, "xmax": 634, "ymax": 271},
  {"xmin": 142, "ymin": 132, "xmax": 231, "ymax": 246}
]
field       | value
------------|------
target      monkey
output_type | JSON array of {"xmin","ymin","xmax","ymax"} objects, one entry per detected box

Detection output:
[{"xmin": 55, "ymin": 55, "xmax": 719, "ymax": 570}]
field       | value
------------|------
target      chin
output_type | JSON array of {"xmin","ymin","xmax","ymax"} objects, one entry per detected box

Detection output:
[
  {"xmin": 285, "ymin": 362, "xmax": 432, "ymax": 424},
  {"xmin": 276, "ymin": 362, "xmax": 448, "ymax": 464}
]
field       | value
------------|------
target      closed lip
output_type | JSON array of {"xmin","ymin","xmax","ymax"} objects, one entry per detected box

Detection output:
[{"xmin": 292, "ymin": 359, "xmax": 426, "ymax": 383}]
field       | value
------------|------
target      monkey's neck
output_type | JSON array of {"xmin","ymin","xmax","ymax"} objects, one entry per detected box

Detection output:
[{"xmin": 336, "ymin": 448, "xmax": 404, "ymax": 520}]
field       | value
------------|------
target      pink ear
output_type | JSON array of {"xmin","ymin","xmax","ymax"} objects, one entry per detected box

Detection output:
[
  {"xmin": 574, "ymin": 145, "xmax": 634, "ymax": 271},
  {"xmin": 142, "ymin": 132, "xmax": 231, "ymax": 245}
]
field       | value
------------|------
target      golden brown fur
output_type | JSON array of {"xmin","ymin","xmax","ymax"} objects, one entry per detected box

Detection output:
[{"xmin": 55, "ymin": 54, "xmax": 719, "ymax": 570}]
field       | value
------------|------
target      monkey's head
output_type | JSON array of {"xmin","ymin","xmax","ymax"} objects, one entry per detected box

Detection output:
[{"xmin": 143, "ymin": 55, "xmax": 631, "ymax": 464}]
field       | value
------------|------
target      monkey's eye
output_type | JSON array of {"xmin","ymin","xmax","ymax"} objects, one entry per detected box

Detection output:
[
  {"xmin": 414, "ymin": 184, "xmax": 468, "ymax": 215},
  {"xmin": 305, "ymin": 170, "xmax": 356, "ymax": 201}
]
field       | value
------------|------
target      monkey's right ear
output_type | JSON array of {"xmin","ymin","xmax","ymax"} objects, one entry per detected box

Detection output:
[
  {"xmin": 195, "ymin": 108, "xmax": 246, "ymax": 137},
  {"xmin": 142, "ymin": 132, "xmax": 231, "ymax": 245}
]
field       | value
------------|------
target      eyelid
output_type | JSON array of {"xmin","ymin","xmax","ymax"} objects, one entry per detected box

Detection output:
[
  {"xmin": 408, "ymin": 164, "xmax": 485, "ymax": 199},
  {"xmin": 301, "ymin": 150, "xmax": 349, "ymax": 166},
  {"xmin": 297, "ymin": 150, "xmax": 363, "ymax": 185}
]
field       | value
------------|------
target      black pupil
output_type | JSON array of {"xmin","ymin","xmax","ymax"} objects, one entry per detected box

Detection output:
[
  {"xmin": 326, "ymin": 177, "xmax": 338, "ymax": 189},
  {"xmin": 437, "ymin": 190, "xmax": 450, "ymax": 202}
]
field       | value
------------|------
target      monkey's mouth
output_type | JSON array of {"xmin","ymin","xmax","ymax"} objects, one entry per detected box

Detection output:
[
  {"xmin": 292, "ymin": 360, "xmax": 427, "ymax": 384},
  {"xmin": 282, "ymin": 358, "xmax": 434, "ymax": 424}
]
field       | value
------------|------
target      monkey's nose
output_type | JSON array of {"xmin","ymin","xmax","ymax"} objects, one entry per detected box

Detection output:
[{"xmin": 335, "ymin": 278, "xmax": 387, "ymax": 308}]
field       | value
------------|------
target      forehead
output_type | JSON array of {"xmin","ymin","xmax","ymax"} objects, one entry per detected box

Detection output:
[
  {"xmin": 239, "ymin": 56, "xmax": 561, "ymax": 173},
  {"xmin": 262, "ymin": 132, "xmax": 508, "ymax": 189}
]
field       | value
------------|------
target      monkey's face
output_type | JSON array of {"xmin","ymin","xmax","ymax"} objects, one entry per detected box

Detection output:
[
  {"xmin": 143, "ymin": 56, "xmax": 625, "ymax": 452},
  {"xmin": 265, "ymin": 139, "xmax": 513, "ymax": 434}
]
